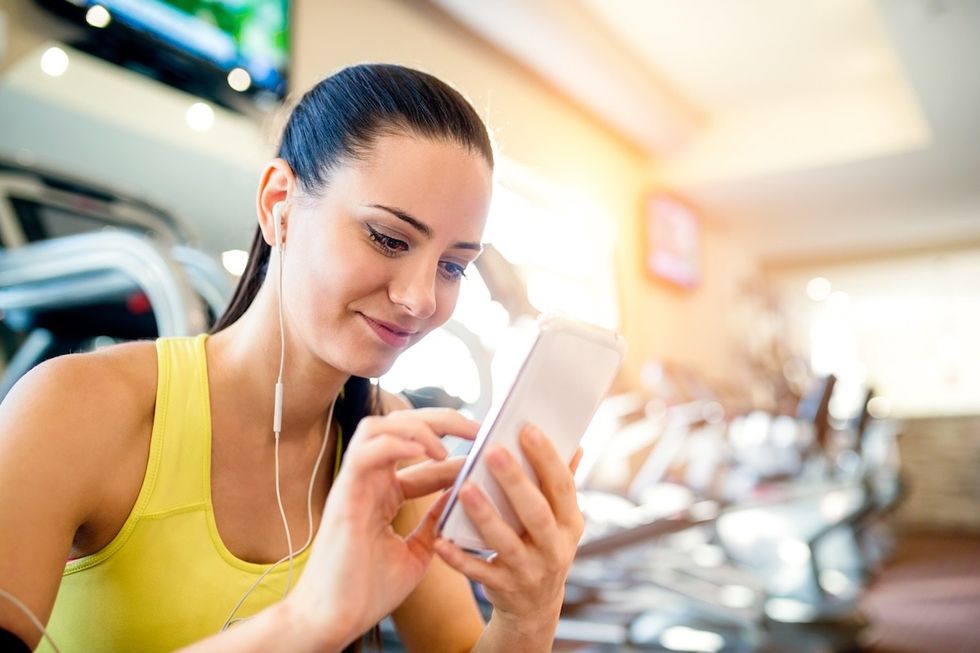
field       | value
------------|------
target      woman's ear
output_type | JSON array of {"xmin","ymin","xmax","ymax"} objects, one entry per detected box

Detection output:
[{"xmin": 256, "ymin": 158, "xmax": 296, "ymax": 248}]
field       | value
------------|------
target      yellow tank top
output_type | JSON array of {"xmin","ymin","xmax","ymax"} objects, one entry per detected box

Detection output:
[{"xmin": 41, "ymin": 334, "xmax": 313, "ymax": 652}]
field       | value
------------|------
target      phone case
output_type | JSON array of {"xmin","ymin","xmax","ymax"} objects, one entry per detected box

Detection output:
[{"xmin": 436, "ymin": 315, "xmax": 625, "ymax": 555}]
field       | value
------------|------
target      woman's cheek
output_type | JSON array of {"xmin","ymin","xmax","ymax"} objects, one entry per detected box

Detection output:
[{"xmin": 432, "ymin": 283, "xmax": 461, "ymax": 324}]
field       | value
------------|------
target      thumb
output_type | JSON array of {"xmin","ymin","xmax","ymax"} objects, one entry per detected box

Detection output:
[{"xmin": 406, "ymin": 490, "xmax": 452, "ymax": 556}]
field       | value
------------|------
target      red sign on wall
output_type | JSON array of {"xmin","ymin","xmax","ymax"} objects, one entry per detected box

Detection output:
[{"xmin": 645, "ymin": 194, "xmax": 701, "ymax": 289}]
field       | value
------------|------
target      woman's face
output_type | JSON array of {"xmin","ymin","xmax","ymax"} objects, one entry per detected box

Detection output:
[{"xmin": 283, "ymin": 132, "xmax": 493, "ymax": 378}]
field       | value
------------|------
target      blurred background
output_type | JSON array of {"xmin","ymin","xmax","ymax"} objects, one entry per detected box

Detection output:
[{"xmin": 1, "ymin": 0, "xmax": 977, "ymax": 651}]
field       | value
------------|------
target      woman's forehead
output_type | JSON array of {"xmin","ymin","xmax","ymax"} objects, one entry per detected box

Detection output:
[{"xmin": 332, "ymin": 134, "xmax": 492, "ymax": 233}]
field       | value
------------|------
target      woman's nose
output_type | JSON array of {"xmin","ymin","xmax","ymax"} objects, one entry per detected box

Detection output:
[{"xmin": 388, "ymin": 259, "xmax": 438, "ymax": 319}]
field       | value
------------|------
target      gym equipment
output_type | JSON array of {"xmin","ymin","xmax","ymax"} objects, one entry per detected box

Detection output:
[{"xmin": 0, "ymin": 159, "xmax": 231, "ymax": 400}]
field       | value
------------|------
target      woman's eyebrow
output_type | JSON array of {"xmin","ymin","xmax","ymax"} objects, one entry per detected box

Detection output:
[{"xmin": 368, "ymin": 203, "xmax": 483, "ymax": 252}]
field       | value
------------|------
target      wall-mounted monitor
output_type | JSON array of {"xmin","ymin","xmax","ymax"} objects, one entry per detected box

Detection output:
[{"xmin": 36, "ymin": 0, "xmax": 289, "ymax": 112}]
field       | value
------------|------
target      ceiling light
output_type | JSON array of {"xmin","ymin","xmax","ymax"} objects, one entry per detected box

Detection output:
[
  {"xmin": 227, "ymin": 67, "xmax": 252, "ymax": 92},
  {"xmin": 185, "ymin": 102, "xmax": 215, "ymax": 132},
  {"xmin": 86, "ymin": 5, "xmax": 112, "ymax": 28},
  {"xmin": 806, "ymin": 277, "xmax": 831, "ymax": 301},
  {"xmin": 221, "ymin": 249, "xmax": 249, "ymax": 276},
  {"xmin": 40, "ymin": 46, "xmax": 69, "ymax": 77}
]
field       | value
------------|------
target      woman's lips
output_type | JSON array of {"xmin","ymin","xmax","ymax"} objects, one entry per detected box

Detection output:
[{"xmin": 360, "ymin": 313, "xmax": 416, "ymax": 348}]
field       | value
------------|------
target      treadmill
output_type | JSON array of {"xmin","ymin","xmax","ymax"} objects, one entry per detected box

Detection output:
[{"xmin": 0, "ymin": 158, "xmax": 231, "ymax": 400}]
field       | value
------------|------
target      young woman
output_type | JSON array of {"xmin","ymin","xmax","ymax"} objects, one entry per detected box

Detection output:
[{"xmin": 0, "ymin": 64, "xmax": 584, "ymax": 652}]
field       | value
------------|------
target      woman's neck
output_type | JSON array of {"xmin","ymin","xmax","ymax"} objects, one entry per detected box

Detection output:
[{"xmin": 206, "ymin": 283, "xmax": 348, "ymax": 440}]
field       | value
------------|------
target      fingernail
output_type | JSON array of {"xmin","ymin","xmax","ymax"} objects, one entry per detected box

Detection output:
[
  {"xmin": 461, "ymin": 483, "xmax": 483, "ymax": 505},
  {"xmin": 488, "ymin": 449, "xmax": 509, "ymax": 471},
  {"xmin": 525, "ymin": 425, "xmax": 543, "ymax": 444}
]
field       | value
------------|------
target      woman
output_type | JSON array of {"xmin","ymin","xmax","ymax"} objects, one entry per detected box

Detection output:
[{"xmin": 0, "ymin": 64, "xmax": 584, "ymax": 652}]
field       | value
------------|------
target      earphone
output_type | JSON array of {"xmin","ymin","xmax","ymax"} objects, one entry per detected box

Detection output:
[
  {"xmin": 272, "ymin": 200, "xmax": 285, "ymax": 434},
  {"xmin": 273, "ymin": 200, "xmax": 285, "ymax": 251},
  {"xmin": 222, "ymin": 200, "xmax": 338, "ymax": 630}
]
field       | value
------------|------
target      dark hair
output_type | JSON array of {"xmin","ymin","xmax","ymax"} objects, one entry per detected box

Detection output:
[{"xmin": 210, "ymin": 64, "xmax": 493, "ymax": 651}]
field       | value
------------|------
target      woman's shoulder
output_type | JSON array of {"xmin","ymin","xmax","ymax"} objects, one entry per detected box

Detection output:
[
  {"xmin": 22, "ymin": 338, "xmax": 155, "ymax": 398},
  {"xmin": 0, "ymin": 340, "xmax": 160, "ymax": 531},
  {"xmin": 1, "ymin": 339, "xmax": 158, "ymax": 445}
]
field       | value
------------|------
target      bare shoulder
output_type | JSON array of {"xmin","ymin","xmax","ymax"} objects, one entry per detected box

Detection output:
[
  {"xmin": 0, "ymin": 340, "xmax": 158, "ymax": 491},
  {"xmin": 1, "ymin": 339, "xmax": 157, "ymax": 432}
]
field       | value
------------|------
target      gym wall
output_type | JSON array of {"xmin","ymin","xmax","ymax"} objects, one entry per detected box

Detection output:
[{"xmin": 290, "ymin": 0, "xmax": 760, "ymax": 393}]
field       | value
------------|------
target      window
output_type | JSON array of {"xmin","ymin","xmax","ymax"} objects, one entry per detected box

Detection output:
[{"xmin": 381, "ymin": 160, "xmax": 619, "ymax": 410}]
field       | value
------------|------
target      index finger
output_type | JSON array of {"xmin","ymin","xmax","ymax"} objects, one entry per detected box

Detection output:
[
  {"xmin": 397, "ymin": 457, "xmax": 466, "ymax": 499},
  {"xmin": 397, "ymin": 407, "xmax": 481, "ymax": 441}
]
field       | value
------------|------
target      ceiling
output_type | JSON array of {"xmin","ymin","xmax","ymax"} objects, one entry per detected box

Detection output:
[
  {"xmin": 431, "ymin": 0, "xmax": 980, "ymax": 266},
  {"xmin": 1, "ymin": 0, "xmax": 977, "ymax": 266}
]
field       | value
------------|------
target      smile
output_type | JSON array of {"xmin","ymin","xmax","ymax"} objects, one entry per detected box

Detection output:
[{"xmin": 359, "ymin": 313, "xmax": 417, "ymax": 348}]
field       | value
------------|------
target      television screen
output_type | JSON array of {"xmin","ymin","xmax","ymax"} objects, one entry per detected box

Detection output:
[{"xmin": 39, "ymin": 0, "xmax": 289, "ymax": 105}]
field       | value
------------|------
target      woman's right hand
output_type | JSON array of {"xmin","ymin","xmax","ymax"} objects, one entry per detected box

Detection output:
[{"xmin": 285, "ymin": 408, "xmax": 479, "ymax": 650}]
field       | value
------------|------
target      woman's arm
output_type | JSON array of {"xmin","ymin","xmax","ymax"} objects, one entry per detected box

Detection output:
[
  {"xmin": 0, "ymin": 353, "xmax": 150, "ymax": 649},
  {"xmin": 383, "ymin": 391, "xmax": 486, "ymax": 653}
]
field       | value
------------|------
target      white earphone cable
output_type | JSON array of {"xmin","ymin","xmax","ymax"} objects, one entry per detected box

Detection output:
[
  {"xmin": 222, "ymin": 203, "xmax": 338, "ymax": 630},
  {"xmin": 0, "ymin": 587, "xmax": 62, "ymax": 653},
  {"xmin": 221, "ymin": 400, "xmax": 334, "ymax": 630},
  {"xmin": 273, "ymin": 212, "xmax": 295, "ymax": 597}
]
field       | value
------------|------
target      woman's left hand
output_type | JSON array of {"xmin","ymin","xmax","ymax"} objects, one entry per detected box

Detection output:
[{"xmin": 433, "ymin": 424, "xmax": 585, "ymax": 633}]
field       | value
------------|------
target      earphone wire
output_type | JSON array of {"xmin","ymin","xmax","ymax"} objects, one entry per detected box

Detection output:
[
  {"xmin": 221, "ymin": 403, "xmax": 336, "ymax": 631},
  {"xmin": 222, "ymin": 206, "xmax": 340, "ymax": 630},
  {"xmin": 0, "ymin": 587, "xmax": 62, "ymax": 653},
  {"xmin": 273, "ymin": 212, "xmax": 295, "ymax": 595}
]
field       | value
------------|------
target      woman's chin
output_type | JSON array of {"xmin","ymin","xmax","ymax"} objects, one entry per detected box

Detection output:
[{"xmin": 344, "ymin": 354, "xmax": 399, "ymax": 380}]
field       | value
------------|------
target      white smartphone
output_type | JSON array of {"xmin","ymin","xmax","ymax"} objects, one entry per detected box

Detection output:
[{"xmin": 436, "ymin": 315, "xmax": 626, "ymax": 555}]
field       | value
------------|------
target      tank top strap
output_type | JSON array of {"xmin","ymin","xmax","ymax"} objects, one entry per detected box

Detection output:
[{"xmin": 141, "ymin": 334, "xmax": 212, "ymax": 516}]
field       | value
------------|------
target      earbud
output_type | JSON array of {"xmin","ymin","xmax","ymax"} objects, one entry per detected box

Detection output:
[{"xmin": 272, "ymin": 201, "xmax": 285, "ymax": 252}]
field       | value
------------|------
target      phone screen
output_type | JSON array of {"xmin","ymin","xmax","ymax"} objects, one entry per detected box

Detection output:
[{"xmin": 436, "ymin": 315, "xmax": 625, "ymax": 554}]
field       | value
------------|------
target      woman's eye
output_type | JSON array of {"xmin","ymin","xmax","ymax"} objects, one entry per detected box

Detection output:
[
  {"xmin": 367, "ymin": 225, "xmax": 408, "ymax": 255},
  {"xmin": 440, "ymin": 261, "xmax": 467, "ymax": 282}
]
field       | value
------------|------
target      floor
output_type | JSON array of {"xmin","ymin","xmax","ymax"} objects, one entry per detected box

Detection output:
[
  {"xmin": 379, "ymin": 532, "xmax": 980, "ymax": 652},
  {"xmin": 860, "ymin": 533, "xmax": 980, "ymax": 653}
]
